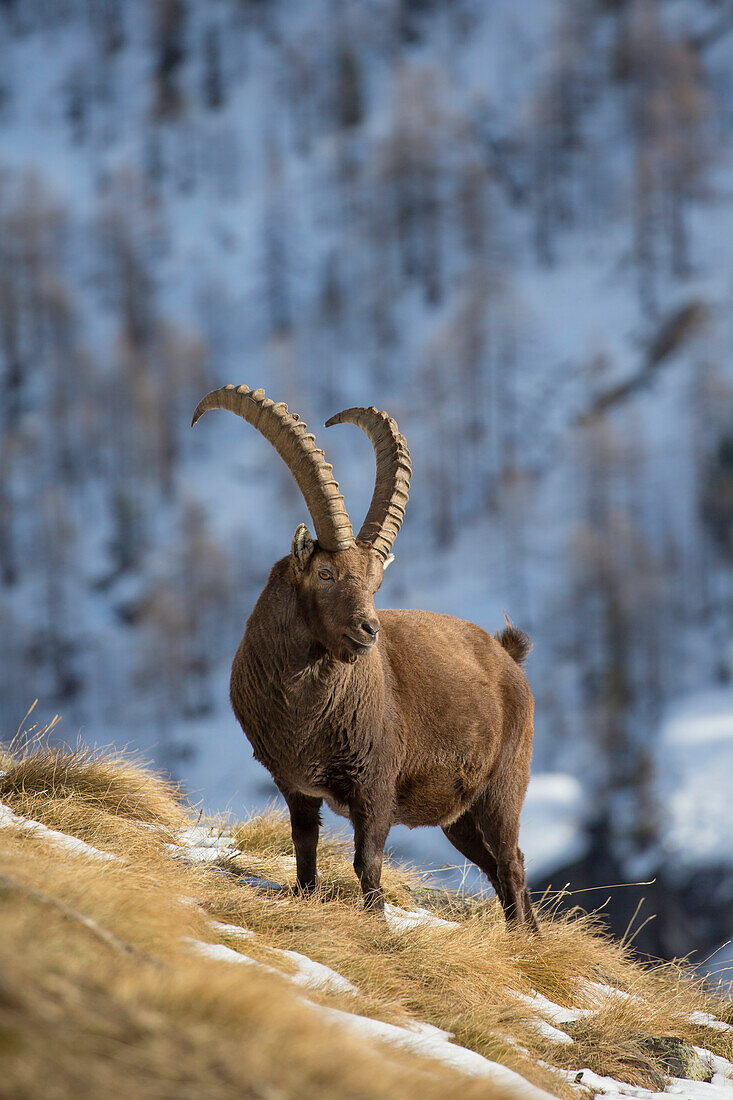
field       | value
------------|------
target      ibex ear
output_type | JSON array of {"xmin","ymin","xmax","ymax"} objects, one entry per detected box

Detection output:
[
  {"xmin": 292, "ymin": 523, "xmax": 315, "ymax": 567},
  {"xmin": 382, "ymin": 553, "xmax": 395, "ymax": 570}
]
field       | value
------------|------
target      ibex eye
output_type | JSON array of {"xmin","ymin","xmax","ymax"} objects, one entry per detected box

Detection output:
[{"xmin": 318, "ymin": 569, "xmax": 333, "ymax": 581}]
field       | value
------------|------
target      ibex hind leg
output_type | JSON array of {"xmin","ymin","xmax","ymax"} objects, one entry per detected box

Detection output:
[
  {"xmin": 444, "ymin": 808, "xmax": 537, "ymax": 931},
  {"xmin": 442, "ymin": 812, "xmax": 503, "ymax": 899},
  {"xmin": 472, "ymin": 794, "xmax": 538, "ymax": 932}
]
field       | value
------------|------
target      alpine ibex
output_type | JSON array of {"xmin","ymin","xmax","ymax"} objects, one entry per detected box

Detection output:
[{"xmin": 192, "ymin": 384, "xmax": 537, "ymax": 928}]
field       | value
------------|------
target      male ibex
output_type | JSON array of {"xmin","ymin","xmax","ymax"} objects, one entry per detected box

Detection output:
[{"xmin": 192, "ymin": 384, "xmax": 537, "ymax": 928}]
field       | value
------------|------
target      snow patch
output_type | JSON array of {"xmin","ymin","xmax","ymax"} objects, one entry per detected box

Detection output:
[
  {"xmin": 187, "ymin": 938, "xmax": 268, "ymax": 969},
  {"xmin": 512, "ymin": 991, "xmax": 579, "ymax": 1040},
  {"xmin": 582, "ymin": 981, "xmax": 647, "ymax": 1010},
  {"xmin": 209, "ymin": 920, "xmax": 255, "ymax": 940},
  {"xmin": 690, "ymin": 1012, "xmax": 733, "ymax": 1035},
  {"xmin": 384, "ymin": 904, "xmax": 459, "ymax": 932},
  {"xmin": 561, "ymin": 1066, "xmax": 733, "ymax": 1097},
  {"xmin": 310, "ymin": 1003, "xmax": 559, "ymax": 1098},
  {"xmin": 167, "ymin": 843, "xmax": 240, "ymax": 862},
  {"xmin": 0, "ymin": 800, "xmax": 117, "ymax": 862},
  {"xmin": 167, "ymin": 824, "xmax": 239, "ymax": 862},
  {"xmin": 210, "ymin": 920, "xmax": 358, "ymax": 995}
]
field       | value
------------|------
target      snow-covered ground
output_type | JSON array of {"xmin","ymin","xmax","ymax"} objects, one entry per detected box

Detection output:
[
  {"xmin": 3, "ymin": 797, "xmax": 731, "ymax": 1099},
  {"xmin": 122, "ymin": 818, "xmax": 733, "ymax": 1098}
]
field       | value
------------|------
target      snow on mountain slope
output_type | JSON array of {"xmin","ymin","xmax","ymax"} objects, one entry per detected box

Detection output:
[
  {"xmin": 657, "ymin": 688, "xmax": 733, "ymax": 873},
  {"xmin": 3, "ymin": 781, "xmax": 732, "ymax": 1098}
]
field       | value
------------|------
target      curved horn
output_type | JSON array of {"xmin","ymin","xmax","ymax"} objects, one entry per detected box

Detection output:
[
  {"xmin": 192, "ymin": 385, "xmax": 354, "ymax": 551},
  {"xmin": 325, "ymin": 406, "xmax": 411, "ymax": 560}
]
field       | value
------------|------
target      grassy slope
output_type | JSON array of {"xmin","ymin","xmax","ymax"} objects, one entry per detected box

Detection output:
[{"xmin": 0, "ymin": 740, "xmax": 730, "ymax": 1099}]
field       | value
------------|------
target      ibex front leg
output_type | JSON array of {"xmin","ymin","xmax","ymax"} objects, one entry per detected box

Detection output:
[
  {"xmin": 351, "ymin": 791, "xmax": 392, "ymax": 912},
  {"xmin": 281, "ymin": 789, "xmax": 322, "ymax": 895}
]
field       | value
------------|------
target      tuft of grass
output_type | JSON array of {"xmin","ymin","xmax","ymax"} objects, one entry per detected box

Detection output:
[
  {"xmin": 232, "ymin": 804, "xmax": 298, "ymax": 856},
  {"xmin": 0, "ymin": 737, "xmax": 731, "ymax": 1099},
  {"xmin": 0, "ymin": 735, "xmax": 186, "ymax": 830}
]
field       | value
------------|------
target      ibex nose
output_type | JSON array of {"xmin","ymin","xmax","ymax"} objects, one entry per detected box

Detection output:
[{"xmin": 361, "ymin": 619, "xmax": 380, "ymax": 639}]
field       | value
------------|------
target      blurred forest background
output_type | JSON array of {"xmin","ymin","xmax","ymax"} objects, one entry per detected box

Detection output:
[{"xmin": 1, "ymin": 0, "xmax": 732, "ymax": 967}]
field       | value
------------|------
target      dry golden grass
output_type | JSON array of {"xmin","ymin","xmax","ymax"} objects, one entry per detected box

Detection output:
[
  {"xmin": 0, "ymin": 736, "xmax": 731, "ymax": 1099},
  {"xmin": 0, "ymin": 732, "xmax": 186, "ymax": 829},
  {"xmin": 0, "ymin": 858, "xmax": 511, "ymax": 1100}
]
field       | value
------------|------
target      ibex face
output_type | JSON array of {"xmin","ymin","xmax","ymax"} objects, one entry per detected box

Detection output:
[{"xmin": 290, "ymin": 526, "xmax": 385, "ymax": 663}]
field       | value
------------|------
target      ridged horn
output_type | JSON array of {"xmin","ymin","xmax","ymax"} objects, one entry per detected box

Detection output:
[
  {"xmin": 192, "ymin": 385, "xmax": 355, "ymax": 552},
  {"xmin": 325, "ymin": 406, "xmax": 411, "ymax": 560}
]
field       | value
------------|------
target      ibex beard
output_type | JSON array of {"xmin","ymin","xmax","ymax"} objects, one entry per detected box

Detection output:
[{"xmin": 192, "ymin": 385, "xmax": 538, "ymax": 929}]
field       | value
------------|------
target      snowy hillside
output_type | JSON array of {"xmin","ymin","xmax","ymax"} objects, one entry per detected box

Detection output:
[
  {"xmin": 1, "ymin": 0, "xmax": 732, "ymax": 957},
  {"xmin": 1, "ymin": 741, "xmax": 732, "ymax": 1099}
]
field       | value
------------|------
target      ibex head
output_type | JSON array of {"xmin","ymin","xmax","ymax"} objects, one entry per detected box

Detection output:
[
  {"xmin": 290, "ymin": 533, "xmax": 384, "ymax": 662},
  {"xmin": 191, "ymin": 386, "xmax": 411, "ymax": 663}
]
